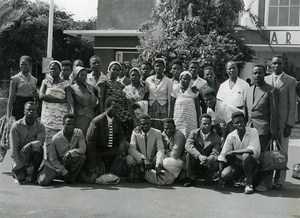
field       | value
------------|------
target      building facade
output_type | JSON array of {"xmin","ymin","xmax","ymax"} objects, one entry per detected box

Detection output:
[
  {"xmin": 238, "ymin": 0, "xmax": 300, "ymax": 81},
  {"xmin": 65, "ymin": 0, "xmax": 158, "ymax": 71}
]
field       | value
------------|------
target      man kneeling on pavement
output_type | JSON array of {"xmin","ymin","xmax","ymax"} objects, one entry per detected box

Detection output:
[
  {"xmin": 218, "ymin": 111, "xmax": 261, "ymax": 194},
  {"xmin": 126, "ymin": 115, "xmax": 185, "ymax": 185},
  {"xmin": 38, "ymin": 114, "xmax": 86, "ymax": 185},
  {"xmin": 184, "ymin": 114, "xmax": 221, "ymax": 187}
]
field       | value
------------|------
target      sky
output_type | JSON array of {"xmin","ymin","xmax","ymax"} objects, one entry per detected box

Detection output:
[{"xmin": 34, "ymin": 0, "xmax": 98, "ymax": 21}]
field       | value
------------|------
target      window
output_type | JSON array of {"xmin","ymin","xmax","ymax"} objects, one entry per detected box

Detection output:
[{"xmin": 268, "ymin": 0, "xmax": 300, "ymax": 26}]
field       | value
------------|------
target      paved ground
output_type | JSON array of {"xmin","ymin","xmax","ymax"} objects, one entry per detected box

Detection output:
[{"xmin": 1, "ymin": 126, "xmax": 300, "ymax": 218}]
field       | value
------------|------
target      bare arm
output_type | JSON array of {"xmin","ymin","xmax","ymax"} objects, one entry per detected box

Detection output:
[
  {"xmin": 7, "ymin": 80, "xmax": 17, "ymax": 117},
  {"xmin": 65, "ymin": 86, "xmax": 74, "ymax": 114},
  {"xmin": 39, "ymin": 81, "xmax": 65, "ymax": 103}
]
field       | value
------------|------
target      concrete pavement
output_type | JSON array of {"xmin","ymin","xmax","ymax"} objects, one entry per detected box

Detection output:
[{"xmin": 1, "ymin": 126, "xmax": 300, "ymax": 218}]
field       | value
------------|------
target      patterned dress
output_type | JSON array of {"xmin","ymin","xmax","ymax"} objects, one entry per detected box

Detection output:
[
  {"xmin": 40, "ymin": 77, "xmax": 71, "ymax": 157},
  {"xmin": 102, "ymin": 80, "xmax": 134, "ymax": 140},
  {"xmin": 123, "ymin": 83, "xmax": 148, "ymax": 123},
  {"xmin": 172, "ymin": 86, "xmax": 198, "ymax": 138}
]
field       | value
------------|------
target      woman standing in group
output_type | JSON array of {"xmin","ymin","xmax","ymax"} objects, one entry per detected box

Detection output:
[
  {"xmin": 171, "ymin": 71, "xmax": 198, "ymax": 138},
  {"xmin": 71, "ymin": 67, "xmax": 98, "ymax": 136},
  {"xmin": 7, "ymin": 56, "xmax": 38, "ymax": 120},
  {"xmin": 98, "ymin": 61, "xmax": 133, "ymax": 139},
  {"xmin": 39, "ymin": 61, "xmax": 74, "ymax": 154},
  {"xmin": 145, "ymin": 58, "xmax": 173, "ymax": 130},
  {"xmin": 123, "ymin": 68, "xmax": 148, "ymax": 125}
]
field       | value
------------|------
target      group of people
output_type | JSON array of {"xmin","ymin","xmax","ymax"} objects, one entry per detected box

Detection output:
[{"xmin": 6, "ymin": 53, "xmax": 299, "ymax": 195}]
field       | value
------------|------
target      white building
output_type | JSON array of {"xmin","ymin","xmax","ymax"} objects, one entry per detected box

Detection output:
[{"xmin": 238, "ymin": 0, "xmax": 300, "ymax": 81}]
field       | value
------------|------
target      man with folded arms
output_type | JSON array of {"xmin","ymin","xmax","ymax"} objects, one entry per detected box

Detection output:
[
  {"xmin": 38, "ymin": 114, "xmax": 86, "ymax": 185},
  {"xmin": 11, "ymin": 101, "xmax": 45, "ymax": 184},
  {"xmin": 218, "ymin": 111, "xmax": 261, "ymax": 194}
]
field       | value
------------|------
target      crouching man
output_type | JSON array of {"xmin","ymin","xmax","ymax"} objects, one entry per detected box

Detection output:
[
  {"xmin": 38, "ymin": 114, "xmax": 86, "ymax": 185},
  {"xmin": 184, "ymin": 114, "xmax": 221, "ymax": 187},
  {"xmin": 11, "ymin": 101, "xmax": 45, "ymax": 184},
  {"xmin": 162, "ymin": 118, "xmax": 186, "ymax": 180},
  {"xmin": 126, "ymin": 115, "xmax": 174, "ymax": 185},
  {"xmin": 218, "ymin": 111, "xmax": 261, "ymax": 194}
]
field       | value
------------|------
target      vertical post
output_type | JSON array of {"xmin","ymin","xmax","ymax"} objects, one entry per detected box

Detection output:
[{"xmin": 47, "ymin": 0, "xmax": 54, "ymax": 58}]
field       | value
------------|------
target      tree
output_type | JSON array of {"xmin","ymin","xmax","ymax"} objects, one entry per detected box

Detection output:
[
  {"xmin": 0, "ymin": 0, "xmax": 26, "ymax": 34},
  {"xmin": 0, "ymin": 0, "xmax": 95, "ymax": 79},
  {"xmin": 138, "ymin": 0, "xmax": 255, "ymax": 81}
]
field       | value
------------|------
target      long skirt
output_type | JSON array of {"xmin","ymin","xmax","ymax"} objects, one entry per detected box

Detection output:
[
  {"xmin": 173, "ymin": 95, "xmax": 197, "ymax": 138},
  {"xmin": 148, "ymin": 101, "xmax": 168, "ymax": 131}
]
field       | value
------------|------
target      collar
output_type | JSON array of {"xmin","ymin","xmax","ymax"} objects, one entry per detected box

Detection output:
[
  {"xmin": 273, "ymin": 72, "xmax": 284, "ymax": 79},
  {"xmin": 231, "ymin": 127, "xmax": 251, "ymax": 139},
  {"xmin": 19, "ymin": 117, "xmax": 37, "ymax": 126},
  {"xmin": 106, "ymin": 114, "xmax": 113, "ymax": 123}
]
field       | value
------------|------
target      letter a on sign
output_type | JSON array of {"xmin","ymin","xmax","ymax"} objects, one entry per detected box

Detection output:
[{"xmin": 270, "ymin": 32, "xmax": 278, "ymax": 44}]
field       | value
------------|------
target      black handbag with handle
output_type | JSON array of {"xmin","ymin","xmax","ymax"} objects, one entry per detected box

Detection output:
[{"xmin": 259, "ymin": 139, "xmax": 289, "ymax": 171}]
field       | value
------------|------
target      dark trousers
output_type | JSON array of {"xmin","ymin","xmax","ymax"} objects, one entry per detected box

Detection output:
[
  {"xmin": 186, "ymin": 153, "xmax": 218, "ymax": 181},
  {"xmin": 221, "ymin": 154, "xmax": 258, "ymax": 184},
  {"xmin": 38, "ymin": 155, "xmax": 86, "ymax": 186},
  {"xmin": 12, "ymin": 149, "xmax": 43, "ymax": 183}
]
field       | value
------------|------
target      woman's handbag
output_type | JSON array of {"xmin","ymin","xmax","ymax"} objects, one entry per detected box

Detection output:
[{"xmin": 259, "ymin": 139, "xmax": 289, "ymax": 171}]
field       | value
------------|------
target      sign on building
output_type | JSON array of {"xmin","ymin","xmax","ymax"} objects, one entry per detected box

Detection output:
[{"xmin": 270, "ymin": 31, "xmax": 300, "ymax": 45}]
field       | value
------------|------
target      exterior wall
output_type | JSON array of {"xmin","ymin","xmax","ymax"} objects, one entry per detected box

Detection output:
[
  {"xmin": 239, "ymin": 0, "xmax": 300, "ymax": 81},
  {"xmin": 95, "ymin": 36, "xmax": 139, "ymax": 47},
  {"xmin": 94, "ymin": 35, "xmax": 140, "ymax": 71},
  {"xmin": 97, "ymin": 0, "xmax": 156, "ymax": 30}
]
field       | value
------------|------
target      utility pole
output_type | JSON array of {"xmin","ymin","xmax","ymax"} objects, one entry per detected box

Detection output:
[{"xmin": 47, "ymin": 0, "xmax": 54, "ymax": 58}]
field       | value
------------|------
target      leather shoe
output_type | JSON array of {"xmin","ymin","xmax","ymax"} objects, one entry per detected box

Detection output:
[
  {"xmin": 272, "ymin": 183, "xmax": 283, "ymax": 190},
  {"xmin": 183, "ymin": 179, "xmax": 194, "ymax": 187}
]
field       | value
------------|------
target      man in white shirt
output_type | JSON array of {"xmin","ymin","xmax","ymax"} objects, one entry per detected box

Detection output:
[
  {"xmin": 86, "ymin": 55, "xmax": 108, "ymax": 89},
  {"xmin": 218, "ymin": 111, "xmax": 261, "ymax": 194},
  {"xmin": 203, "ymin": 87, "xmax": 241, "ymax": 140},
  {"xmin": 217, "ymin": 61, "xmax": 249, "ymax": 110}
]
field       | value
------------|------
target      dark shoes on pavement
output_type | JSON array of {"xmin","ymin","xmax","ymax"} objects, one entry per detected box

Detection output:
[{"xmin": 272, "ymin": 183, "xmax": 283, "ymax": 190}]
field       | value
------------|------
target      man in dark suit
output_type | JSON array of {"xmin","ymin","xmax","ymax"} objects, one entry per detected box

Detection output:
[
  {"xmin": 184, "ymin": 114, "xmax": 221, "ymax": 187},
  {"xmin": 265, "ymin": 55, "xmax": 297, "ymax": 189},
  {"xmin": 245, "ymin": 65, "xmax": 278, "ymax": 191},
  {"xmin": 85, "ymin": 97, "xmax": 129, "ymax": 180},
  {"xmin": 245, "ymin": 65, "xmax": 278, "ymax": 151}
]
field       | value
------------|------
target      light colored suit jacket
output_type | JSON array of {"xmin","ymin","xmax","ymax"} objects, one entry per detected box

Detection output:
[
  {"xmin": 265, "ymin": 73, "xmax": 297, "ymax": 128},
  {"xmin": 128, "ymin": 127, "xmax": 165, "ymax": 167},
  {"xmin": 245, "ymin": 82, "xmax": 278, "ymax": 135}
]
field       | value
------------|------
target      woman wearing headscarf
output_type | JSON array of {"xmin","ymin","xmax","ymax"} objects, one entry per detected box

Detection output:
[
  {"xmin": 71, "ymin": 67, "xmax": 98, "ymax": 136},
  {"xmin": 7, "ymin": 55, "xmax": 38, "ymax": 120},
  {"xmin": 123, "ymin": 68, "xmax": 148, "ymax": 124},
  {"xmin": 145, "ymin": 58, "xmax": 173, "ymax": 130},
  {"xmin": 171, "ymin": 71, "xmax": 198, "ymax": 138},
  {"xmin": 98, "ymin": 61, "xmax": 134, "ymax": 140},
  {"xmin": 39, "ymin": 60, "xmax": 74, "ymax": 155}
]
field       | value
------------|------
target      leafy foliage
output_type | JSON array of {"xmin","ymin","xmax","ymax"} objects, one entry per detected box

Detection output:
[
  {"xmin": 138, "ymin": 0, "xmax": 255, "ymax": 80},
  {"xmin": 0, "ymin": 0, "xmax": 95, "ymax": 78}
]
